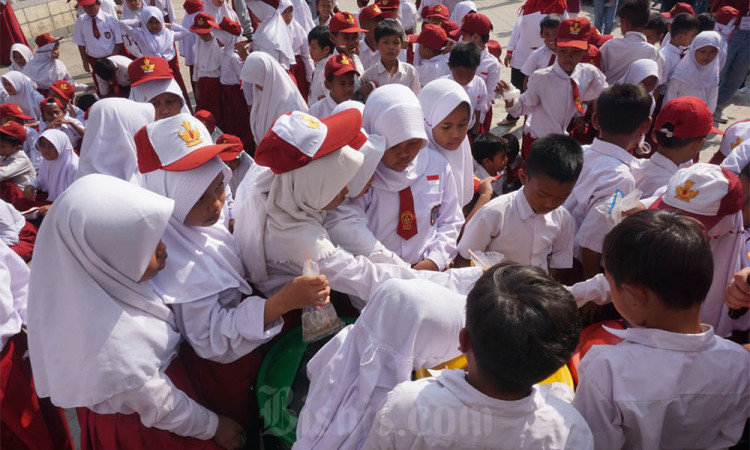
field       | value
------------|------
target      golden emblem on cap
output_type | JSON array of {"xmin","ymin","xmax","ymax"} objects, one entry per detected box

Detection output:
[
  {"xmin": 16, "ymin": 106, "xmax": 22, "ymax": 112},
  {"xmin": 731, "ymin": 137, "xmax": 743, "ymax": 150},
  {"xmin": 674, "ymin": 180, "xmax": 699, "ymax": 202},
  {"xmin": 140, "ymin": 57, "xmax": 155, "ymax": 73},
  {"xmin": 340, "ymin": 54, "xmax": 351, "ymax": 65},
  {"xmin": 198, "ymin": 16, "xmax": 206, "ymax": 25},
  {"xmin": 60, "ymin": 83, "xmax": 68, "ymax": 90},
  {"xmin": 300, "ymin": 113, "xmax": 321, "ymax": 130},
  {"xmin": 345, "ymin": 13, "xmax": 355, "ymax": 24},
  {"xmin": 178, "ymin": 120, "xmax": 204, "ymax": 147},
  {"xmin": 373, "ymin": 4, "xmax": 381, "ymax": 12},
  {"xmin": 435, "ymin": 5, "xmax": 441, "ymax": 11},
  {"xmin": 570, "ymin": 21, "xmax": 581, "ymax": 34}
]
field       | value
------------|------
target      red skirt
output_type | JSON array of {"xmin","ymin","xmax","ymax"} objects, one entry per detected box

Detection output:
[
  {"xmin": 221, "ymin": 84, "xmax": 255, "ymax": 155},
  {"xmin": 1, "ymin": 332, "xmax": 74, "ymax": 450},
  {"xmin": 289, "ymin": 56, "xmax": 309, "ymax": 100},
  {"xmin": 9, "ymin": 221, "xmax": 37, "ymax": 262},
  {"xmin": 0, "ymin": 2, "xmax": 29, "ymax": 65},
  {"xmin": 196, "ymin": 77, "xmax": 224, "ymax": 131},
  {"xmin": 169, "ymin": 55, "xmax": 193, "ymax": 114},
  {"xmin": 521, "ymin": 132, "xmax": 537, "ymax": 160},
  {"xmin": 0, "ymin": 180, "xmax": 50, "ymax": 212}
]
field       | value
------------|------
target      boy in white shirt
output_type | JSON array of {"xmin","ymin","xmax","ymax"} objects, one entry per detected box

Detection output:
[
  {"xmin": 309, "ymin": 53, "xmax": 360, "ymax": 118},
  {"xmin": 411, "ymin": 24, "xmax": 450, "ymax": 87},
  {"xmin": 365, "ymin": 263, "xmax": 593, "ymax": 450},
  {"xmin": 521, "ymin": 14, "xmax": 563, "ymax": 87},
  {"xmin": 358, "ymin": 3, "xmax": 386, "ymax": 70},
  {"xmin": 459, "ymin": 134, "xmax": 580, "ymax": 278},
  {"xmin": 0, "ymin": 104, "xmax": 39, "ymax": 172},
  {"xmin": 574, "ymin": 209, "xmax": 750, "ymax": 450},
  {"xmin": 360, "ymin": 19, "xmax": 420, "ymax": 95},
  {"xmin": 73, "ymin": 0, "xmax": 124, "ymax": 87},
  {"xmin": 599, "ymin": 0, "xmax": 661, "ymax": 82},
  {"xmin": 0, "ymin": 122, "xmax": 35, "ymax": 191},
  {"xmin": 460, "ymin": 13, "xmax": 501, "ymax": 134},
  {"xmin": 308, "ymin": 25, "xmax": 334, "ymax": 103},
  {"xmin": 93, "ymin": 55, "xmax": 132, "ymax": 98},
  {"xmin": 658, "ymin": 13, "xmax": 700, "ymax": 83},
  {"xmin": 443, "ymin": 41, "xmax": 488, "ymax": 135}
]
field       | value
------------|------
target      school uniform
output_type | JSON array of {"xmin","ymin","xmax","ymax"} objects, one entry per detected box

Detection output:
[
  {"xmin": 72, "ymin": 11, "xmax": 123, "ymax": 61},
  {"xmin": 659, "ymin": 42, "xmax": 686, "ymax": 84},
  {"xmin": 632, "ymin": 152, "xmax": 680, "ymax": 197},
  {"xmin": 599, "ymin": 31, "xmax": 660, "ymax": 82},
  {"xmin": 120, "ymin": 3, "xmax": 144, "ymax": 58},
  {"xmin": 361, "ymin": 59, "xmax": 421, "ymax": 93},
  {"xmin": 472, "ymin": 161, "xmax": 503, "ymax": 196},
  {"xmin": 287, "ymin": 9, "xmax": 315, "ymax": 99},
  {"xmin": 704, "ymin": 213, "xmax": 746, "ymax": 336},
  {"xmin": 0, "ymin": 151, "xmax": 35, "ymax": 189},
  {"xmin": 309, "ymin": 55, "xmax": 331, "ymax": 103},
  {"xmin": 521, "ymin": 45, "xmax": 556, "ymax": 77},
  {"xmin": 574, "ymin": 325, "xmax": 750, "ymax": 450},
  {"xmin": 220, "ymin": 51, "xmax": 253, "ymax": 150},
  {"xmin": 359, "ymin": 38, "xmax": 379, "ymax": 70},
  {"xmin": 308, "ymin": 92, "xmax": 339, "ymax": 118},
  {"xmin": 21, "ymin": 42, "xmax": 79, "ymax": 92},
  {"xmin": 442, "ymin": 72, "xmax": 488, "ymax": 128},
  {"xmin": 0, "ymin": 72, "xmax": 44, "ymax": 122},
  {"xmin": 29, "ymin": 130, "xmax": 78, "ymax": 202},
  {"xmin": 415, "ymin": 53, "xmax": 450, "ymax": 87},
  {"xmin": 664, "ymin": 31, "xmax": 722, "ymax": 111},
  {"xmin": 146, "ymin": 0, "xmax": 177, "ymax": 23},
  {"xmin": 365, "ymin": 370, "xmax": 594, "ymax": 450},
  {"xmin": 476, "ymin": 46, "xmax": 501, "ymax": 130},
  {"xmin": 192, "ymin": 35, "xmax": 224, "ymax": 130},
  {"xmin": 458, "ymin": 188, "xmax": 576, "ymax": 272},
  {"xmin": 227, "ymin": 151, "xmax": 253, "ymax": 197},
  {"xmin": 93, "ymin": 55, "xmax": 131, "ymax": 98},
  {"xmin": 39, "ymin": 119, "xmax": 84, "ymax": 149}
]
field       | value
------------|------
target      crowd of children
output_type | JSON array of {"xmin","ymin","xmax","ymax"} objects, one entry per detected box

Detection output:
[{"xmin": 0, "ymin": 0, "xmax": 749, "ymax": 447}]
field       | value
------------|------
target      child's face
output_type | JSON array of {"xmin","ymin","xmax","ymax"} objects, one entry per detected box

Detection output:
[
  {"xmin": 361, "ymin": 18, "xmax": 382, "ymax": 34},
  {"xmin": 183, "ymin": 172, "xmax": 226, "ymax": 226},
  {"xmin": 42, "ymin": 104, "xmax": 64, "ymax": 123},
  {"xmin": 432, "ymin": 103, "xmax": 470, "ymax": 151},
  {"xmin": 418, "ymin": 44, "xmax": 438, "ymax": 60},
  {"xmin": 671, "ymin": 30, "xmax": 698, "ymax": 47},
  {"xmin": 199, "ymin": 32, "xmax": 214, "ymax": 42},
  {"xmin": 210, "ymin": 0, "xmax": 224, "ymax": 7},
  {"xmin": 323, "ymin": 185, "xmax": 350, "ymax": 210},
  {"xmin": 556, "ymin": 46, "xmax": 586, "ymax": 74},
  {"xmin": 639, "ymin": 75, "xmax": 659, "ymax": 93},
  {"xmin": 377, "ymin": 34, "xmax": 402, "ymax": 63},
  {"xmin": 0, "ymin": 140, "xmax": 22, "ymax": 157},
  {"xmin": 426, "ymin": 16, "xmax": 443, "ymax": 26},
  {"xmin": 125, "ymin": 0, "xmax": 141, "ymax": 10},
  {"xmin": 38, "ymin": 137, "xmax": 59, "ymax": 161},
  {"xmin": 541, "ymin": 27, "xmax": 557, "ymax": 51},
  {"xmin": 50, "ymin": 42, "xmax": 61, "ymax": 59},
  {"xmin": 150, "ymin": 92, "xmax": 183, "ymax": 119},
  {"xmin": 449, "ymin": 65, "xmax": 477, "ymax": 86},
  {"xmin": 643, "ymin": 28, "xmax": 663, "ymax": 45},
  {"xmin": 481, "ymin": 151, "xmax": 508, "ymax": 176},
  {"xmin": 325, "ymin": 72, "xmax": 356, "ymax": 103},
  {"xmin": 309, "ymin": 39, "xmax": 330, "ymax": 62},
  {"xmin": 282, "ymin": 6, "xmax": 294, "ymax": 25},
  {"xmin": 83, "ymin": 2, "xmax": 100, "ymax": 17},
  {"xmin": 381, "ymin": 138, "xmax": 425, "ymax": 172},
  {"xmin": 51, "ymin": 91, "xmax": 71, "ymax": 108},
  {"xmin": 694, "ymin": 45, "xmax": 718, "ymax": 65},
  {"xmin": 317, "ymin": 0, "xmax": 333, "ymax": 18},
  {"xmin": 147, "ymin": 17, "xmax": 163, "ymax": 34},
  {"xmin": 2, "ymin": 79, "xmax": 16, "ymax": 96},
  {"xmin": 224, "ymin": 158, "xmax": 241, "ymax": 171},
  {"xmin": 461, "ymin": 32, "xmax": 484, "ymax": 48},
  {"xmin": 519, "ymin": 171, "xmax": 576, "ymax": 215},
  {"xmin": 332, "ymin": 32, "xmax": 360, "ymax": 56},
  {"xmin": 12, "ymin": 51, "xmax": 27, "ymax": 68},
  {"xmin": 139, "ymin": 240, "xmax": 168, "ymax": 282}
]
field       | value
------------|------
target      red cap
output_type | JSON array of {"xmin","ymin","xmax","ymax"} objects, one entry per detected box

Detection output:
[
  {"xmin": 661, "ymin": 2, "xmax": 694, "ymax": 18},
  {"xmin": 359, "ymin": 4, "xmax": 385, "ymax": 24},
  {"xmin": 49, "ymin": 80, "xmax": 75, "ymax": 100},
  {"xmin": 556, "ymin": 17, "xmax": 592, "ymax": 50},
  {"xmin": 219, "ymin": 17, "xmax": 242, "ymax": 36},
  {"xmin": 654, "ymin": 96, "xmax": 722, "ymax": 139},
  {"xmin": 39, "ymin": 97, "xmax": 63, "ymax": 112},
  {"xmin": 441, "ymin": 19, "xmax": 460, "ymax": 36},
  {"xmin": 255, "ymin": 110, "xmax": 367, "ymax": 174},
  {"xmin": 375, "ymin": 0, "xmax": 400, "ymax": 10},
  {"xmin": 427, "ymin": 4, "xmax": 449, "ymax": 20},
  {"xmin": 76, "ymin": 0, "xmax": 97, "ymax": 6},
  {"xmin": 715, "ymin": 6, "xmax": 740, "ymax": 25},
  {"xmin": 410, "ymin": 24, "xmax": 447, "ymax": 51},
  {"xmin": 460, "ymin": 12, "xmax": 492, "ymax": 35},
  {"xmin": 0, "ymin": 121, "xmax": 27, "ymax": 143},
  {"xmin": 487, "ymin": 39, "xmax": 502, "ymax": 59},
  {"xmin": 324, "ymin": 53, "xmax": 360, "ymax": 79},
  {"xmin": 128, "ymin": 56, "xmax": 173, "ymax": 87},
  {"xmin": 0, "ymin": 103, "xmax": 34, "ymax": 121},
  {"xmin": 183, "ymin": 0, "xmax": 204, "ymax": 14},
  {"xmin": 191, "ymin": 13, "xmax": 219, "ymax": 33},
  {"xmin": 329, "ymin": 12, "xmax": 367, "ymax": 33},
  {"xmin": 588, "ymin": 27, "xmax": 613, "ymax": 47},
  {"xmin": 216, "ymin": 134, "xmax": 243, "ymax": 160},
  {"xmin": 35, "ymin": 33, "xmax": 62, "ymax": 49},
  {"xmin": 193, "ymin": 109, "xmax": 216, "ymax": 133}
]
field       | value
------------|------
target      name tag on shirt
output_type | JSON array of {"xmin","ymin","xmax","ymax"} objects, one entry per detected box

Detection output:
[{"xmin": 426, "ymin": 174, "xmax": 440, "ymax": 186}]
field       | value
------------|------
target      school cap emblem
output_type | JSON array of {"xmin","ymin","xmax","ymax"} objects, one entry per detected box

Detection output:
[
  {"xmin": 731, "ymin": 137, "xmax": 743, "ymax": 150},
  {"xmin": 345, "ymin": 13, "xmax": 355, "ymax": 24},
  {"xmin": 674, "ymin": 180, "xmax": 699, "ymax": 202},
  {"xmin": 435, "ymin": 5, "xmax": 442, "ymax": 11},
  {"xmin": 178, "ymin": 120, "xmax": 203, "ymax": 147},
  {"xmin": 301, "ymin": 113, "xmax": 321, "ymax": 129},
  {"xmin": 340, "ymin": 54, "xmax": 351, "ymax": 65},
  {"xmin": 570, "ymin": 21, "xmax": 581, "ymax": 34},
  {"xmin": 140, "ymin": 57, "xmax": 155, "ymax": 73},
  {"xmin": 60, "ymin": 83, "xmax": 68, "ymax": 90},
  {"xmin": 16, "ymin": 106, "xmax": 22, "ymax": 112},
  {"xmin": 197, "ymin": 16, "xmax": 206, "ymax": 25},
  {"xmin": 373, "ymin": 4, "xmax": 381, "ymax": 12}
]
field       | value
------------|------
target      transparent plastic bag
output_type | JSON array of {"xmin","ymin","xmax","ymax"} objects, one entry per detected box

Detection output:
[
  {"xmin": 301, "ymin": 258, "xmax": 345, "ymax": 343},
  {"xmin": 595, "ymin": 189, "xmax": 643, "ymax": 225},
  {"xmin": 468, "ymin": 249, "xmax": 505, "ymax": 270},
  {"xmin": 502, "ymin": 87, "xmax": 521, "ymax": 102}
]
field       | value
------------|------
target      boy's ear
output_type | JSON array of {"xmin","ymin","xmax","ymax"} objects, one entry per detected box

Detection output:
[
  {"xmin": 591, "ymin": 111, "xmax": 601, "ymax": 132},
  {"xmin": 324, "ymin": 79, "xmax": 332, "ymax": 90},
  {"xmin": 621, "ymin": 282, "xmax": 648, "ymax": 307},
  {"xmin": 518, "ymin": 167, "xmax": 528, "ymax": 186},
  {"xmin": 458, "ymin": 327, "xmax": 471, "ymax": 354},
  {"xmin": 637, "ymin": 116, "xmax": 652, "ymax": 137}
]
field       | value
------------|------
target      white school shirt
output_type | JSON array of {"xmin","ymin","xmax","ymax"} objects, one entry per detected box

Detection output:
[
  {"xmin": 359, "ymin": 38, "xmax": 379, "ymax": 70},
  {"xmin": 94, "ymin": 55, "xmax": 132, "ymax": 96},
  {"xmin": 507, "ymin": 61, "xmax": 608, "ymax": 140},
  {"xmin": 220, "ymin": 52, "xmax": 243, "ymax": 86},
  {"xmin": 600, "ymin": 32, "xmax": 660, "ymax": 83},
  {"xmin": 192, "ymin": 38, "xmax": 223, "ymax": 81},
  {"xmin": 355, "ymin": 153, "xmax": 463, "ymax": 269},
  {"xmin": 364, "ymin": 370, "xmax": 594, "ymax": 450},
  {"xmin": 442, "ymin": 72, "xmax": 488, "ymax": 127},
  {"xmin": 72, "ymin": 11, "xmax": 124, "ymax": 58},
  {"xmin": 477, "ymin": 47, "xmax": 501, "ymax": 114},
  {"xmin": 632, "ymin": 152, "xmax": 680, "ymax": 197},
  {"xmin": 521, "ymin": 45, "xmax": 556, "ymax": 76},
  {"xmin": 458, "ymin": 188, "xmax": 575, "ymax": 272},
  {"xmin": 574, "ymin": 325, "xmax": 750, "ymax": 450},
  {"xmin": 145, "ymin": 0, "xmax": 176, "ymax": 22},
  {"xmin": 22, "ymin": 126, "xmax": 40, "ymax": 172},
  {"xmin": 180, "ymin": 12, "xmax": 200, "ymax": 65},
  {"xmin": 563, "ymin": 139, "xmax": 636, "ymax": 254},
  {"xmin": 0, "ymin": 242, "xmax": 28, "ymax": 351},
  {"xmin": 76, "ymin": 0, "xmax": 118, "ymax": 18},
  {"xmin": 309, "ymin": 55, "xmax": 331, "ymax": 103},
  {"xmin": 664, "ymin": 76, "xmax": 719, "ymax": 112},
  {"xmin": 415, "ymin": 53, "xmax": 450, "ymax": 87},
  {"xmin": 121, "ymin": 5, "xmax": 144, "ymax": 58},
  {"xmin": 659, "ymin": 42, "xmax": 685, "ymax": 84},
  {"xmin": 307, "ymin": 92, "xmax": 338, "ymax": 118},
  {"xmin": 361, "ymin": 60, "xmax": 421, "ymax": 94},
  {"xmin": 507, "ymin": 11, "xmax": 547, "ymax": 70},
  {"xmin": 0, "ymin": 151, "xmax": 35, "ymax": 188},
  {"xmin": 0, "ymin": 200, "xmax": 24, "ymax": 247}
]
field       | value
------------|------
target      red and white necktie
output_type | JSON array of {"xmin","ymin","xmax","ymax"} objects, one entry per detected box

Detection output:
[
  {"xmin": 547, "ymin": 53, "xmax": 556, "ymax": 67},
  {"xmin": 570, "ymin": 78, "xmax": 584, "ymax": 114},
  {"xmin": 397, "ymin": 187, "xmax": 418, "ymax": 240},
  {"xmin": 92, "ymin": 18, "xmax": 100, "ymax": 39}
]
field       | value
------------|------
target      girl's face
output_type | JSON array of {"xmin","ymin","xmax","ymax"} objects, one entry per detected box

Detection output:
[
  {"xmin": 2, "ymin": 79, "xmax": 16, "ymax": 96},
  {"xmin": 50, "ymin": 42, "xmax": 61, "ymax": 59},
  {"xmin": 317, "ymin": 0, "xmax": 333, "ymax": 18},
  {"xmin": 695, "ymin": 45, "xmax": 718, "ymax": 66},
  {"xmin": 38, "ymin": 137, "xmax": 59, "ymax": 161},
  {"xmin": 12, "ymin": 51, "xmax": 27, "ymax": 68},
  {"xmin": 210, "ymin": 0, "xmax": 224, "ymax": 7},
  {"xmin": 639, "ymin": 75, "xmax": 659, "ymax": 94},
  {"xmin": 323, "ymin": 185, "xmax": 350, "ymax": 210},
  {"xmin": 149, "ymin": 92, "xmax": 183, "ymax": 119},
  {"xmin": 139, "ymin": 240, "xmax": 168, "ymax": 282},
  {"xmin": 199, "ymin": 32, "xmax": 214, "ymax": 42},
  {"xmin": 42, "ymin": 104, "xmax": 64, "ymax": 123},
  {"xmin": 184, "ymin": 172, "xmax": 226, "ymax": 227},
  {"xmin": 381, "ymin": 138, "xmax": 425, "ymax": 172},
  {"xmin": 282, "ymin": 6, "xmax": 294, "ymax": 25},
  {"xmin": 125, "ymin": 0, "xmax": 141, "ymax": 10},
  {"xmin": 432, "ymin": 103, "xmax": 470, "ymax": 151},
  {"xmin": 147, "ymin": 17, "xmax": 163, "ymax": 34}
]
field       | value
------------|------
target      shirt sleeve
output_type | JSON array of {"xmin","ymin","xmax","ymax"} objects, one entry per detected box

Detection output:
[
  {"xmin": 567, "ymin": 273, "xmax": 611, "ymax": 307},
  {"xmin": 576, "ymin": 176, "xmax": 635, "ymax": 254},
  {"xmin": 484, "ymin": 61, "xmax": 501, "ymax": 109},
  {"xmin": 507, "ymin": 15, "xmax": 521, "ymax": 52},
  {"xmin": 73, "ymin": 17, "xmax": 86, "ymax": 46},
  {"xmin": 521, "ymin": 51, "xmax": 538, "ymax": 76},
  {"xmin": 423, "ymin": 167, "xmax": 463, "ymax": 270},
  {"xmin": 109, "ymin": 17, "xmax": 124, "ymax": 44},
  {"xmin": 362, "ymin": 394, "xmax": 398, "ymax": 450},
  {"xmin": 549, "ymin": 210, "xmax": 575, "ymax": 269},
  {"xmin": 573, "ymin": 357, "xmax": 626, "ymax": 450},
  {"xmin": 408, "ymin": 65, "xmax": 421, "ymax": 94},
  {"xmin": 507, "ymin": 73, "xmax": 541, "ymax": 117},
  {"xmin": 457, "ymin": 201, "xmax": 498, "ymax": 259},
  {"xmin": 0, "ymin": 155, "xmax": 31, "ymax": 182}
]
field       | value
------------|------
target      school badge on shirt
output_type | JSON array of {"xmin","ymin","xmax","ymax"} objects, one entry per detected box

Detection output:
[
  {"xmin": 104, "ymin": 31, "xmax": 112, "ymax": 39},
  {"xmin": 430, "ymin": 204, "xmax": 440, "ymax": 225}
]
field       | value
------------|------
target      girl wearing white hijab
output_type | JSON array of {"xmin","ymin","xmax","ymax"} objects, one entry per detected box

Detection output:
[
  {"xmin": 247, "ymin": 0, "xmax": 296, "ymax": 69},
  {"xmin": 240, "ymin": 52, "xmax": 307, "ymax": 146},
  {"xmin": 619, "ymin": 58, "xmax": 660, "ymax": 115},
  {"xmin": 8, "ymin": 43, "xmax": 32, "ymax": 72},
  {"xmin": 27, "ymin": 174, "xmax": 246, "ymax": 449},
  {"xmin": 282, "ymin": 0, "xmax": 315, "ymax": 98},
  {"xmin": 664, "ymin": 31, "xmax": 722, "ymax": 112},
  {"xmin": 449, "ymin": 0, "xmax": 476, "ymax": 24},
  {"xmin": 295, "ymin": 278, "xmax": 467, "ymax": 450},
  {"xmin": 77, "ymin": 98, "xmax": 154, "ymax": 184},
  {"xmin": 22, "ymin": 40, "xmax": 80, "ymax": 92},
  {"xmin": 23, "ymin": 129, "xmax": 78, "ymax": 204},
  {"xmin": 354, "ymin": 84, "xmax": 464, "ymax": 271},
  {"xmin": 0, "ymin": 72, "xmax": 44, "ymax": 122}
]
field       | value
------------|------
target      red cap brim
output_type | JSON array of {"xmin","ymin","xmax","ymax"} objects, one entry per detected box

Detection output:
[
  {"xmin": 407, "ymin": 33, "xmax": 419, "ymax": 43},
  {"xmin": 1, "ymin": 110, "xmax": 33, "ymax": 120},
  {"xmin": 162, "ymin": 144, "xmax": 235, "ymax": 170},
  {"xmin": 333, "ymin": 26, "xmax": 368, "ymax": 33},
  {"xmin": 219, "ymin": 147, "xmax": 243, "ymax": 161},
  {"xmin": 329, "ymin": 66, "xmax": 360, "ymax": 78},
  {"xmin": 556, "ymin": 39, "xmax": 589, "ymax": 50}
]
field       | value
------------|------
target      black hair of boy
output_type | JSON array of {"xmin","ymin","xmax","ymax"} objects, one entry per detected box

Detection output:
[
  {"xmin": 603, "ymin": 209, "xmax": 713, "ymax": 309},
  {"xmin": 374, "ymin": 18, "xmax": 404, "ymax": 43},
  {"xmin": 76, "ymin": 93, "xmax": 98, "ymax": 111},
  {"xmin": 502, "ymin": 133, "xmax": 520, "ymax": 161},
  {"xmin": 696, "ymin": 12, "xmax": 716, "ymax": 32},
  {"xmin": 93, "ymin": 58, "xmax": 117, "ymax": 81},
  {"xmin": 540, "ymin": 13, "xmax": 564, "ymax": 32},
  {"xmin": 670, "ymin": 12, "xmax": 701, "ymax": 36},
  {"xmin": 645, "ymin": 12, "xmax": 668, "ymax": 36},
  {"xmin": 0, "ymin": 132, "xmax": 23, "ymax": 147},
  {"xmin": 596, "ymin": 82, "xmax": 652, "ymax": 135},
  {"xmin": 466, "ymin": 263, "xmax": 581, "ymax": 393},
  {"xmin": 617, "ymin": 0, "xmax": 651, "ymax": 28},
  {"xmin": 653, "ymin": 123, "xmax": 704, "ymax": 149},
  {"xmin": 525, "ymin": 134, "xmax": 583, "ymax": 184},
  {"xmin": 741, "ymin": 162, "xmax": 750, "ymax": 179},
  {"xmin": 471, "ymin": 132, "xmax": 507, "ymax": 164},
  {"xmin": 308, "ymin": 24, "xmax": 333, "ymax": 53},
  {"xmin": 448, "ymin": 41, "xmax": 481, "ymax": 69}
]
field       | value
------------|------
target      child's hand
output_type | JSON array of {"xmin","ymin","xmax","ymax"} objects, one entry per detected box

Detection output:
[
  {"xmin": 412, "ymin": 259, "xmax": 440, "ymax": 271},
  {"xmin": 212, "ymin": 415, "xmax": 245, "ymax": 450},
  {"xmin": 45, "ymin": 117, "xmax": 63, "ymax": 130},
  {"xmin": 82, "ymin": 60, "xmax": 91, "ymax": 73},
  {"xmin": 276, "ymin": 275, "xmax": 331, "ymax": 311},
  {"xmin": 503, "ymin": 53, "xmax": 512, "ymax": 67},
  {"xmin": 38, "ymin": 205, "xmax": 51, "ymax": 216},
  {"xmin": 495, "ymin": 80, "xmax": 511, "ymax": 94},
  {"xmin": 725, "ymin": 268, "xmax": 750, "ymax": 310},
  {"xmin": 477, "ymin": 177, "xmax": 494, "ymax": 198},
  {"xmin": 23, "ymin": 186, "xmax": 36, "ymax": 201},
  {"xmin": 235, "ymin": 43, "xmax": 249, "ymax": 60}
]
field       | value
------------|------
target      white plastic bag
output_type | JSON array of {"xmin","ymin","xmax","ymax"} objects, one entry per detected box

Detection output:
[
  {"xmin": 595, "ymin": 189, "xmax": 643, "ymax": 225},
  {"xmin": 301, "ymin": 258, "xmax": 345, "ymax": 343}
]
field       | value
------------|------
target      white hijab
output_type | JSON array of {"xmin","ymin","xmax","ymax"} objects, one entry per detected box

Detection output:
[
  {"xmin": 419, "ymin": 79, "xmax": 474, "ymax": 206},
  {"xmin": 249, "ymin": 0, "xmax": 296, "ymax": 69},
  {"xmin": 9, "ymin": 43, "xmax": 32, "ymax": 72},
  {"xmin": 77, "ymin": 98, "xmax": 155, "ymax": 184},
  {"xmin": 240, "ymin": 52, "xmax": 308, "ymax": 146},
  {"xmin": 130, "ymin": 7, "xmax": 176, "ymax": 60},
  {"xmin": 671, "ymin": 31, "xmax": 722, "ymax": 88},
  {"xmin": 450, "ymin": 1, "xmax": 476, "ymax": 23},
  {"xmin": 129, "ymin": 77, "xmax": 191, "ymax": 114},
  {"xmin": 0, "ymin": 241, "xmax": 29, "ymax": 351},
  {"xmin": 22, "ymin": 41, "xmax": 66, "ymax": 90},
  {"xmin": 120, "ymin": 0, "xmax": 142, "ymax": 20},
  {"xmin": 295, "ymin": 278, "xmax": 466, "ymax": 450},
  {"xmin": 143, "ymin": 158, "xmax": 252, "ymax": 304},
  {"xmin": 0, "ymin": 71, "xmax": 43, "ymax": 121},
  {"xmin": 0, "ymin": 199, "xmax": 25, "ymax": 247},
  {"xmin": 27, "ymin": 174, "xmax": 180, "ymax": 407},
  {"xmin": 193, "ymin": 28, "xmax": 225, "ymax": 72},
  {"xmin": 37, "ymin": 129, "xmax": 78, "ymax": 201},
  {"xmin": 290, "ymin": 0, "xmax": 315, "ymax": 33}
]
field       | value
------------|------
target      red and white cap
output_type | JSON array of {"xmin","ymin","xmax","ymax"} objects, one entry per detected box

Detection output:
[
  {"xmin": 719, "ymin": 119, "xmax": 750, "ymax": 158},
  {"xmin": 460, "ymin": 12, "xmax": 492, "ymax": 35},
  {"xmin": 324, "ymin": 53, "xmax": 360, "ymax": 79},
  {"xmin": 35, "ymin": 33, "xmax": 62, "ymax": 49},
  {"xmin": 661, "ymin": 2, "xmax": 695, "ymax": 18},
  {"xmin": 556, "ymin": 17, "xmax": 592, "ymax": 50},
  {"xmin": 409, "ymin": 24, "xmax": 447, "ymax": 51},
  {"xmin": 426, "ymin": 4, "xmax": 449, "ymax": 20},
  {"xmin": 654, "ymin": 96, "xmax": 722, "ymax": 139},
  {"xmin": 128, "ymin": 56, "xmax": 173, "ymax": 87},
  {"xmin": 216, "ymin": 134, "xmax": 244, "ymax": 161},
  {"xmin": 135, "ymin": 113, "xmax": 234, "ymax": 173},
  {"xmin": 39, "ymin": 97, "xmax": 63, "ymax": 111},
  {"xmin": 649, "ymin": 163, "xmax": 743, "ymax": 231},
  {"xmin": 50, "ymin": 80, "xmax": 75, "ymax": 100},
  {"xmin": 255, "ymin": 110, "xmax": 367, "ymax": 174},
  {"xmin": 359, "ymin": 4, "xmax": 385, "ymax": 24}
]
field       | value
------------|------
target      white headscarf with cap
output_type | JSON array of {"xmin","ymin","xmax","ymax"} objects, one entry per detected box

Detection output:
[
  {"xmin": 296, "ymin": 278, "xmax": 466, "ymax": 450},
  {"xmin": 240, "ymin": 52, "xmax": 308, "ymax": 146},
  {"xmin": 22, "ymin": 41, "xmax": 67, "ymax": 90},
  {"xmin": 248, "ymin": 0, "xmax": 296, "ymax": 69},
  {"xmin": 419, "ymin": 79, "xmax": 474, "ymax": 206},
  {"xmin": 130, "ymin": 78, "xmax": 191, "ymax": 115},
  {"xmin": 332, "ymin": 100, "xmax": 384, "ymax": 198},
  {"xmin": 0, "ymin": 71, "xmax": 43, "ymax": 121},
  {"xmin": 27, "ymin": 174, "xmax": 180, "ymax": 407},
  {"xmin": 77, "ymin": 98, "xmax": 155, "ymax": 184},
  {"xmin": 36, "ymin": 129, "xmax": 78, "ymax": 201},
  {"xmin": 671, "ymin": 31, "xmax": 722, "ymax": 89},
  {"xmin": 450, "ymin": 1, "xmax": 476, "ymax": 23},
  {"xmin": 128, "ymin": 7, "xmax": 177, "ymax": 60},
  {"xmin": 9, "ymin": 43, "xmax": 32, "ymax": 73}
]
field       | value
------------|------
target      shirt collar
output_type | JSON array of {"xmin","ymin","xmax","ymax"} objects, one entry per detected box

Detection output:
[
  {"xmin": 590, "ymin": 138, "xmax": 636, "ymax": 166},
  {"xmin": 624, "ymin": 31, "xmax": 648, "ymax": 42},
  {"xmin": 515, "ymin": 187, "xmax": 536, "ymax": 220},
  {"xmin": 437, "ymin": 369, "xmax": 545, "ymax": 415},
  {"xmin": 649, "ymin": 152, "xmax": 680, "ymax": 173},
  {"xmin": 377, "ymin": 59, "xmax": 405, "ymax": 75},
  {"xmin": 604, "ymin": 324, "xmax": 716, "ymax": 352},
  {"xmin": 325, "ymin": 92, "xmax": 338, "ymax": 110},
  {"xmin": 551, "ymin": 59, "xmax": 579, "ymax": 80}
]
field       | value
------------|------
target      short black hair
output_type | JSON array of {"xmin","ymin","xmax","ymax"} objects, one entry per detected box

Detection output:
[
  {"xmin": 740, "ymin": 162, "xmax": 750, "ymax": 179},
  {"xmin": 645, "ymin": 12, "xmax": 668, "ymax": 36},
  {"xmin": 696, "ymin": 12, "xmax": 716, "ymax": 32},
  {"xmin": 670, "ymin": 12, "xmax": 700, "ymax": 36},
  {"xmin": 603, "ymin": 209, "xmax": 713, "ymax": 309},
  {"xmin": 0, "ymin": 132, "xmax": 23, "ymax": 147},
  {"xmin": 525, "ymin": 134, "xmax": 583, "ymax": 184},
  {"xmin": 76, "ymin": 93, "xmax": 98, "ymax": 111},
  {"xmin": 654, "ymin": 123, "xmax": 705, "ymax": 149},
  {"xmin": 503, "ymin": 133, "xmax": 520, "ymax": 161},
  {"xmin": 374, "ymin": 18, "xmax": 404, "ymax": 43},
  {"xmin": 93, "ymin": 58, "xmax": 117, "ymax": 81},
  {"xmin": 472, "ymin": 132, "xmax": 507, "ymax": 164},
  {"xmin": 617, "ymin": 0, "xmax": 651, "ymax": 28},
  {"xmin": 308, "ymin": 25, "xmax": 333, "ymax": 53},
  {"xmin": 596, "ymin": 82, "xmax": 652, "ymax": 135},
  {"xmin": 466, "ymin": 263, "xmax": 581, "ymax": 393},
  {"xmin": 540, "ymin": 13, "xmax": 563, "ymax": 32},
  {"xmin": 448, "ymin": 41, "xmax": 481, "ymax": 69}
]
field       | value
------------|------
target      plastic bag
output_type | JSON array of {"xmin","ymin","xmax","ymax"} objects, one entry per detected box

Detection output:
[
  {"xmin": 301, "ymin": 258, "xmax": 345, "ymax": 343},
  {"xmin": 468, "ymin": 249, "xmax": 505, "ymax": 270},
  {"xmin": 595, "ymin": 189, "xmax": 643, "ymax": 225}
]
